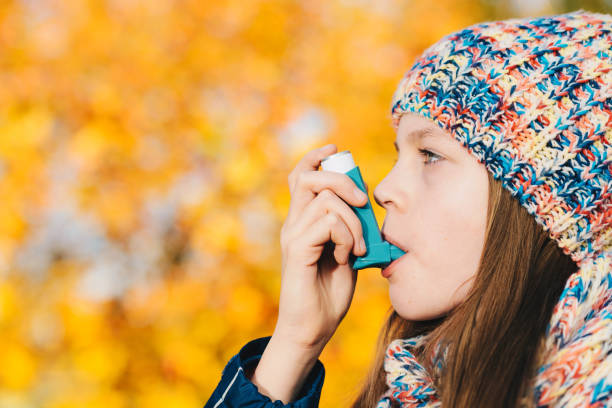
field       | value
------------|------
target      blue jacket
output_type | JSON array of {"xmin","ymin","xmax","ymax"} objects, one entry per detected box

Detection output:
[{"xmin": 204, "ymin": 336, "xmax": 326, "ymax": 407}]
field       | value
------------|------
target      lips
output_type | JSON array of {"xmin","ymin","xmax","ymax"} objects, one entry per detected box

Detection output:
[
  {"xmin": 380, "ymin": 229, "xmax": 409, "ymax": 278},
  {"xmin": 381, "ymin": 230, "xmax": 408, "ymax": 253},
  {"xmin": 381, "ymin": 256, "xmax": 404, "ymax": 278}
]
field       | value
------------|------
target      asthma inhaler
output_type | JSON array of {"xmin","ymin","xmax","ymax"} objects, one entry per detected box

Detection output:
[{"xmin": 320, "ymin": 150, "xmax": 406, "ymax": 270}]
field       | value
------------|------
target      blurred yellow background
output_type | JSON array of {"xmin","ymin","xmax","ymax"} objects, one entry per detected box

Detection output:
[{"xmin": 0, "ymin": 0, "xmax": 609, "ymax": 407}]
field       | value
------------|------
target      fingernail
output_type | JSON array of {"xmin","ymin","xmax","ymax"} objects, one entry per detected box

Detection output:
[
  {"xmin": 360, "ymin": 237, "xmax": 367, "ymax": 253},
  {"xmin": 354, "ymin": 187, "xmax": 366, "ymax": 203},
  {"xmin": 322, "ymin": 143, "xmax": 334, "ymax": 150}
]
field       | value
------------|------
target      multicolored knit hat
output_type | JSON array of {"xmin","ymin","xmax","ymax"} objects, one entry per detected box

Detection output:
[{"xmin": 377, "ymin": 10, "xmax": 611, "ymax": 407}]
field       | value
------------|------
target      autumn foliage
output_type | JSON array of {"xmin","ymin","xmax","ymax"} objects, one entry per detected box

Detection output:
[{"xmin": 0, "ymin": 0, "xmax": 572, "ymax": 406}]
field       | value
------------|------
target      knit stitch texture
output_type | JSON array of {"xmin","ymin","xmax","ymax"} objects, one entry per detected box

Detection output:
[{"xmin": 377, "ymin": 10, "xmax": 611, "ymax": 407}]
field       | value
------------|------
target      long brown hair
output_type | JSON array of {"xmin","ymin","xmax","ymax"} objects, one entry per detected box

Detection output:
[{"xmin": 351, "ymin": 171, "xmax": 577, "ymax": 408}]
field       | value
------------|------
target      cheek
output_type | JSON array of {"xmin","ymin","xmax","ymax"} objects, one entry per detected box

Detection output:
[
  {"xmin": 414, "ymin": 194, "xmax": 483, "ymax": 268},
  {"xmin": 424, "ymin": 167, "xmax": 488, "ymax": 268},
  {"xmin": 432, "ymin": 205, "xmax": 486, "ymax": 267},
  {"xmin": 409, "ymin": 167, "xmax": 487, "ymax": 308},
  {"xmin": 389, "ymin": 213, "xmax": 483, "ymax": 321}
]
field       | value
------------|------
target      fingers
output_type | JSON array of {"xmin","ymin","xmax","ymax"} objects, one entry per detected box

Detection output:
[
  {"xmin": 300, "ymin": 212, "xmax": 354, "ymax": 265},
  {"xmin": 286, "ymin": 170, "xmax": 368, "ymax": 226},
  {"xmin": 282, "ymin": 144, "xmax": 369, "ymax": 266},
  {"xmin": 284, "ymin": 189, "xmax": 367, "ymax": 259},
  {"xmin": 288, "ymin": 144, "xmax": 337, "ymax": 194}
]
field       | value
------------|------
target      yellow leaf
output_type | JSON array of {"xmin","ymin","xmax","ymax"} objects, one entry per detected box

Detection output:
[{"xmin": 0, "ymin": 342, "xmax": 37, "ymax": 390}]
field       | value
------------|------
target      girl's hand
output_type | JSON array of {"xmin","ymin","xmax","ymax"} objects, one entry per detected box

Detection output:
[
  {"xmin": 275, "ymin": 143, "xmax": 368, "ymax": 351},
  {"xmin": 250, "ymin": 144, "xmax": 368, "ymax": 403}
]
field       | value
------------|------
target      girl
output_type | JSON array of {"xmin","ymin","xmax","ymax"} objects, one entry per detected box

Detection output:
[{"xmin": 206, "ymin": 10, "xmax": 611, "ymax": 407}]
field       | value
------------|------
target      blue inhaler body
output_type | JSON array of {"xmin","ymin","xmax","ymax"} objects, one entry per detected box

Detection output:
[{"xmin": 320, "ymin": 150, "xmax": 406, "ymax": 270}]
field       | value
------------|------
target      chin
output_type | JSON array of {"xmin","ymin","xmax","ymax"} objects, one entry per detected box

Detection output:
[
  {"xmin": 390, "ymin": 294, "xmax": 450, "ymax": 322},
  {"xmin": 395, "ymin": 309, "xmax": 447, "ymax": 322}
]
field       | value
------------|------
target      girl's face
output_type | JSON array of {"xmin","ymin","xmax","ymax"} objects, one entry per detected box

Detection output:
[{"xmin": 373, "ymin": 113, "xmax": 489, "ymax": 321}]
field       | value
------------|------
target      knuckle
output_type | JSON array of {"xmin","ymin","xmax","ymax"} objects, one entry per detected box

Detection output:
[
  {"xmin": 294, "ymin": 171, "xmax": 308, "ymax": 190},
  {"xmin": 325, "ymin": 212, "xmax": 339, "ymax": 225},
  {"xmin": 343, "ymin": 173, "xmax": 357, "ymax": 188},
  {"xmin": 318, "ymin": 188, "xmax": 334, "ymax": 200}
]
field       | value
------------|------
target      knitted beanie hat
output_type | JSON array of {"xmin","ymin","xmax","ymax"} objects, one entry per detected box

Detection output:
[{"xmin": 377, "ymin": 10, "xmax": 611, "ymax": 407}]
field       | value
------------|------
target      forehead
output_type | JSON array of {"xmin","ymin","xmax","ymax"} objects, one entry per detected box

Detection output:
[
  {"xmin": 394, "ymin": 128, "xmax": 439, "ymax": 150},
  {"xmin": 394, "ymin": 114, "xmax": 449, "ymax": 149},
  {"xmin": 397, "ymin": 113, "xmax": 444, "ymax": 135}
]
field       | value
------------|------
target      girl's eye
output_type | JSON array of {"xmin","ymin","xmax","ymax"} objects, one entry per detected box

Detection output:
[
  {"xmin": 392, "ymin": 149, "xmax": 442, "ymax": 166},
  {"xmin": 418, "ymin": 149, "xmax": 442, "ymax": 165}
]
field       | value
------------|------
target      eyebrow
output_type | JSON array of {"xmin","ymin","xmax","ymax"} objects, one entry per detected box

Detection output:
[{"xmin": 393, "ymin": 128, "xmax": 440, "ymax": 151}]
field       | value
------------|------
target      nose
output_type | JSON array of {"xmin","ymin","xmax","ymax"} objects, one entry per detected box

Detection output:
[
  {"xmin": 373, "ymin": 171, "xmax": 398, "ymax": 209},
  {"xmin": 373, "ymin": 158, "xmax": 416, "ymax": 211}
]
